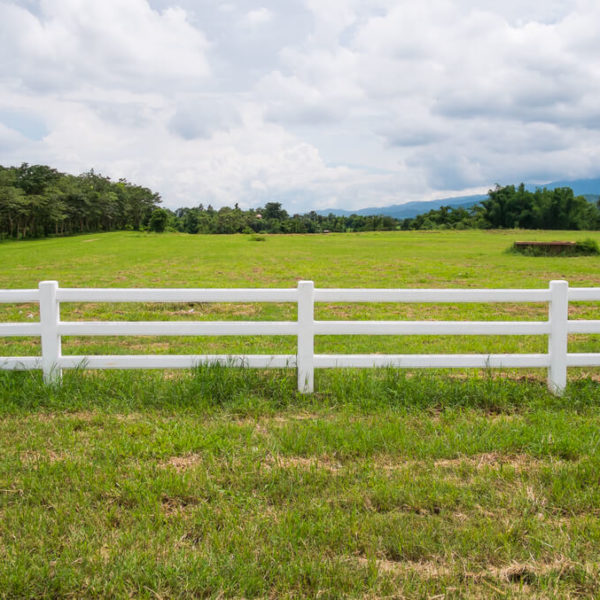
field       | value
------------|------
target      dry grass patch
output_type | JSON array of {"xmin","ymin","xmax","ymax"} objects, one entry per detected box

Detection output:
[
  {"xmin": 159, "ymin": 453, "xmax": 205, "ymax": 472},
  {"xmin": 372, "ymin": 452, "xmax": 548, "ymax": 473},
  {"xmin": 466, "ymin": 557, "xmax": 598, "ymax": 586},
  {"xmin": 21, "ymin": 410, "xmax": 101, "ymax": 423},
  {"xmin": 126, "ymin": 342, "xmax": 172, "ymax": 352},
  {"xmin": 271, "ymin": 412, "xmax": 322, "ymax": 422},
  {"xmin": 263, "ymin": 452, "xmax": 343, "ymax": 473},
  {"xmin": 434, "ymin": 452, "xmax": 539, "ymax": 471},
  {"xmin": 355, "ymin": 555, "xmax": 450, "ymax": 578},
  {"xmin": 355, "ymin": 555, "xmax": 596, "ymax": 593},
  {"xmin": 19, "ymin": 449, "xmax": 68, "ymax": 465},
  {"xmin": 229, "ymin": 412, "xmax": 331, "ymax": 432},
  {"xmin": 160, "ymin": 494, "xmax": 203, "ymax": 516}
]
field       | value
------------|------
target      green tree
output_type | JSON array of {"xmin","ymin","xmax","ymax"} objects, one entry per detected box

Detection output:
[{"xmin": 149, "ymin": 208, "xmax": 169, "ymax": 232}]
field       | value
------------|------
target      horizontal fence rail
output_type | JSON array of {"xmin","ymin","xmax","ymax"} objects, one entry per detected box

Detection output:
[{"xmin": 1, "ymin": 280, "xmax": 599, "ymax": 395}]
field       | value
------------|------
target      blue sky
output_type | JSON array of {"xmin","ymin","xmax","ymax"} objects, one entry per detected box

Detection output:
[{"xmin": 1, "ymin": 0, "xmax": 599, "ymax": 211}]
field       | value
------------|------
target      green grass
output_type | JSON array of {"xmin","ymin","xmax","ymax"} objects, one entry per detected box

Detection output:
[
  {"xmin": 1, "ymin": 229, "xmax": 600, "ymax": 360},
  {"xmin": 2, "ymin": 229, "xmax": 600, "ymax": 289},
  {"xmin": 1, "ymin": 368, "xmax": 600, "ymax": 598},
  {"xmin": 1, "ymin": 230, "xmax": 600, "ymax": 598}
]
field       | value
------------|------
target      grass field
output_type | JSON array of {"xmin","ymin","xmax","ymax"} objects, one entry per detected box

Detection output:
[
  {"xmin": 2, "ymin": 229, "xmax": 600, "ymax": 359},
  {"xmin": 1, "ymin": 230, "xmax": 600, "ymax": 598}
]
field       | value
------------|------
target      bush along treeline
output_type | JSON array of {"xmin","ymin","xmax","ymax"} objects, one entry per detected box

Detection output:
[
  {"xmin": 172, "ymin": 203, "xmax": 398, "ymax": 234},
  {"xmin": 511, "ymin": 239, "xmax": 600, "ymax": 257},
  {"xmin": 0, "ymin": 163, "xmax": 161, "ymax": 239},
  {"xmin": 2, "ymin": 163, "xmax": 600, "ymax": 239}
]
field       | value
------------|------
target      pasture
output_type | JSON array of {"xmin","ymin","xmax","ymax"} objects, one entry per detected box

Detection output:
[{"xmin": 1, "ymin": 230, "xmax": 600, "ymax": 598}]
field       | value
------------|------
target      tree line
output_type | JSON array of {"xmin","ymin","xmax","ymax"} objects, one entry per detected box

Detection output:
[
  {"xmin": 170, "ymin": 203, "xmax": 398, "ymax": 234},
  {"xmin": 400, "ymin": 184, "xmax": 600, "ymax": 231},
  {"xmin": 0, "ymin": 163, "xmax": 161, "ymax": 239},
  {"xmin": 1, "ymin": 163, "xmax": 600, "ymax": 240}
]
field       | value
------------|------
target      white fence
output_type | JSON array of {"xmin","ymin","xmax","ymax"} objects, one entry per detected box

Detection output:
[{"xmin": 1, "ymin": 280, "xmax": 600, "ymax": 395}]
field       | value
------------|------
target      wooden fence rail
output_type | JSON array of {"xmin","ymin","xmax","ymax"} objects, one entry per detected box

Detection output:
[{"xmin": 1, "ymin": 280, "xmax": 600, "ymax": 395}]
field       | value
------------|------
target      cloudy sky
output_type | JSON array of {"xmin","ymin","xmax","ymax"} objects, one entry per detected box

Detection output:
[{"xmin": 1, "ymin": 0, "xmax": 599, "ymax": 212}]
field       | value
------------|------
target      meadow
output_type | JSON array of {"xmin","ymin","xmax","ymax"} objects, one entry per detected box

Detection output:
[{"xmin": 1, "ymin": 229, "xmax": 600, "ymax": 598}]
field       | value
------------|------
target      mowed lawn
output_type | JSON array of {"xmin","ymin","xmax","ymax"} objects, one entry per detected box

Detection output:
[
  {"xmin": 1, "ymin": 230, "xmax": 600, "ymax": 598},
  {"xmin": 2, "ymin": 228, "xmax": 600, "ymax": 289}
]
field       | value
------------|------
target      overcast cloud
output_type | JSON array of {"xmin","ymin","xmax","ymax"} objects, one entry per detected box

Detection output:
[{"xmin": 1, "ymin": 0, "xmax": 599, "ymax": 211}]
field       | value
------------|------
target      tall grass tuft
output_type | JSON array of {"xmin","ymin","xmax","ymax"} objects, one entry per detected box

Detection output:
[{"xmin": 1, "ymin": 366, "xmax": 598, "ymax": 416}]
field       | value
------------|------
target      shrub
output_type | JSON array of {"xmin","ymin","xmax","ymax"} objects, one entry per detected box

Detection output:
[
  {"xmin": 510, "ymin": 239, "xmax": 600, "ymax": 257},
  {"xmin": 574, "ymin": 238, "xmax": 600, "ymax": 255}
]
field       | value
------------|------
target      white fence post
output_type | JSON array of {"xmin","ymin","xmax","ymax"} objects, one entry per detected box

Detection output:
[
  {"xmin": 297, "ymin": 280, "xmax": 315, "ymax": 393},
  {"xmin": 39, "ymin": 280, "xmax": 62, "ymax": 384},
  {"xmin": 547, "ymin": 280, "xmax": 568, "ymax": 395}
]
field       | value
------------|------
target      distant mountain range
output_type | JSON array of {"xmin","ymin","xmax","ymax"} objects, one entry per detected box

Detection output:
[{"xmin": 317, "ymin": 177, "xmax": 600, "ymax": 220}]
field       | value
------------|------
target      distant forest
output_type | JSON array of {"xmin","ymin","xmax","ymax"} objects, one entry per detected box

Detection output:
[
  {"xmin": 1, "ymin": 163, "xmax": 600, "ymax": 240},
  {"xmin": 0, "ymin": 163, "xmax": 160, "ymax": 239}
]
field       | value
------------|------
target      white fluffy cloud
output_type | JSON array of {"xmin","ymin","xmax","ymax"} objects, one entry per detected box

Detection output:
[
  {"xmin": 1, "ymin": 0, "xmax": 600, "ymax": 210},
  {"xmin": 243, "ymin": 7, "xmax": 273, "ymax": 27},
  {"xmin": 0, "ymin": 0, "xmax": 210, "ymax": 92}
]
